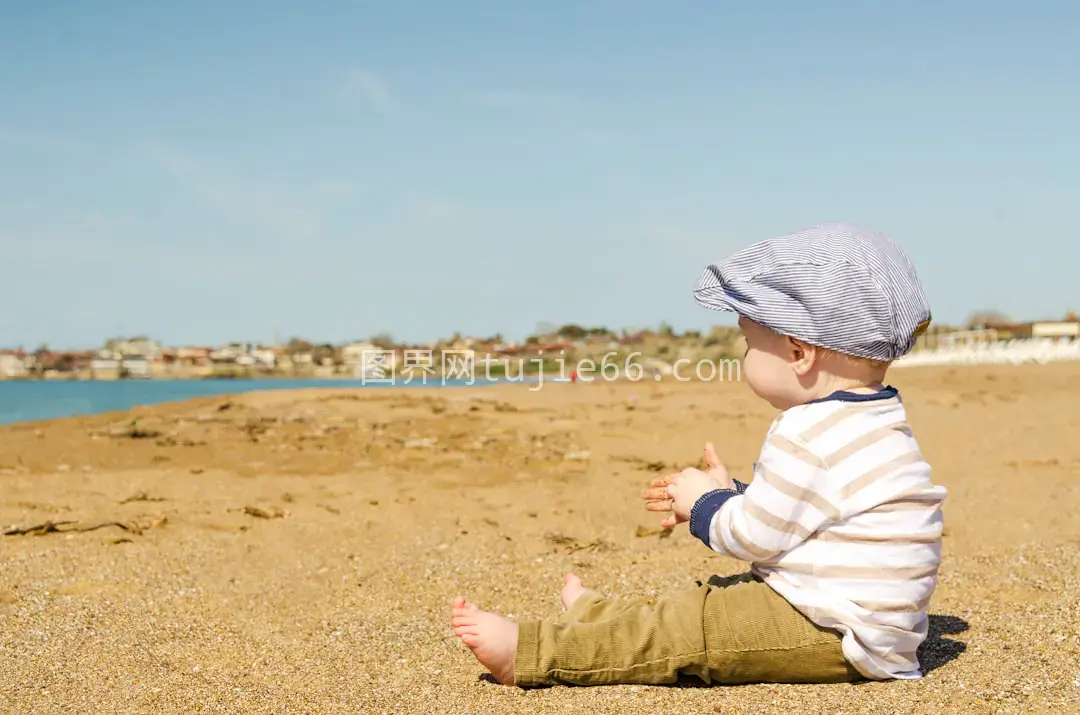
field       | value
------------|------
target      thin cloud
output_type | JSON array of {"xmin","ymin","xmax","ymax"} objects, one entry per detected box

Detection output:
[
  {"xmin": 412, "ymin": 197, "xmax": 467, "ymax": 227},
  {"xmin": 339, "ymin": 67, "xmax": 396, "ymax": 112},
  {"xmin": 139, "ymin": 142, "xmax": 321, "ymax": 243},
  {"xmin": 469, "ymin": 90, "xmax": 575, "ymax": 112},
  {"xmin": 466, "ymin": 93, "xmax": 620, "ymax": 144}
]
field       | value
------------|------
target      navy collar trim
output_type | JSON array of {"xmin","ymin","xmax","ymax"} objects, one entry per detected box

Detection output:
[{"xmin": 805, "ymin": 385, "xmax": 899, "ymax": 405}]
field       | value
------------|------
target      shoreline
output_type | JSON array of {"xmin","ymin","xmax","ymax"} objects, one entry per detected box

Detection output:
[
  {"xmin": 0, "ymin": 375, "xmax": 521, "ymax": 428},
  {"xmin": 0, "ymin": 369, "xmax": 560, "ymax": 383}
]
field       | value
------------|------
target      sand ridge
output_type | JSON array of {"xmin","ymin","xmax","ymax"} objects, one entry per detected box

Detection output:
[{"xmin": 1, "ymin": 364, "xmax": 1079, "ymax": 713}]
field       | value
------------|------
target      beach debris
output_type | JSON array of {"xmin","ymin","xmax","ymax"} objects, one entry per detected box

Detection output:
[
  {"xmin": 3, "ymin": 517, "xmax": 166, "ymax": 537},
  {"xmin": 634, "ymin": 525, "xmax": 673, "ymax": 539},
  {"xmin": 241, "ymin": 418, "xmax": 274, "ymax": 442},
  {"xmin": 318, "ymin": 503, "xmax": 341, "ymax": 515},
  {"xmin": 544, "ymin": 532, "xmax": 613, "ymax": 554},
  {"xmin": 57, "ymin": 464, "xmax": 71, "ymax": 473},
  {"xmin": 155, "ymin": 435, "xmax": 206, "ymax": 447},
  {"xmin": 105, "ymin": 419, "xmax": 164, "ymax": 440},
  {"xmin": 3, "ymin": 520, "xmax": 76, "ymax": 536},
  {"xmin": 14, "ymin": 500, "xmax": 69, "ymax": 514},
  {"xmin": 612, "ymin": 454, "xmax": 670, "ymax": 472},
  {"xmin": 118, "ymin": 491, "xmax": 165, "ymax": 505},
  {"xmin": 243, "ymin": 505, "xmax": 285, "ymax": 519},
  {"xmin": 1005, "ymin": 458, "xmax": 1061, "ymax": 468},
  {"xmin": 563, "ymin": 450, "xmax": 591, "ymax": 461}
]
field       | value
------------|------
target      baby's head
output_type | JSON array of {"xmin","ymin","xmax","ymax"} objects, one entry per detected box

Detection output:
[
  {"xmin": 735, "ymin": 314, "xmax": 894, "ymax": 410},
  {"xmin": 694, "ymin": 222, "xmax": 930, "ymax": 411}
]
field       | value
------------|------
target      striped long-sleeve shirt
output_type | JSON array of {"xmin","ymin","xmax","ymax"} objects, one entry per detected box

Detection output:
[{"xmin": 689, "ymin": 386, "xmax": 947, "ymax": 680}]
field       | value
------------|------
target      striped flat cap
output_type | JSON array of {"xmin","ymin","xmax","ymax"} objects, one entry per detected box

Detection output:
[{"xmin": 693, "ymin": 222, "xmax": 931, "ymax": 361}]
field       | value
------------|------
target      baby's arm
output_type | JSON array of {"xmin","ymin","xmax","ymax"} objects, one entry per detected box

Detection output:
[{"xmin": 689, "ymin": 432, "xmax": 835, "ymax": 562}]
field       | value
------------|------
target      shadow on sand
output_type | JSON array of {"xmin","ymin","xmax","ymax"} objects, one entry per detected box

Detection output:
[{"xmin": 917, "ymin": 614, "xmax": 969, "ymax": 674}]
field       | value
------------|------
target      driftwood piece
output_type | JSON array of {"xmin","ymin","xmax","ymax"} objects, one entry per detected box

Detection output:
[
  {"xmin": 3, "ymin": 520, "xmax": 77, "ymax": 536},
  {"xmin": 4, "ymin": 517, "xmax": 167, "ymax": 537}
]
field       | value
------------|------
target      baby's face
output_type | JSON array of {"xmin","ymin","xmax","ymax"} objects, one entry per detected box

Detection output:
[{"xmin": 737, "ymin": 316, "xmax": 806, "ymax": 411}]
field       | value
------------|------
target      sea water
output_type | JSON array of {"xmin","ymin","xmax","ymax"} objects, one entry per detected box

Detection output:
[{"xmin": 0, "ymin": 378, "xmax": 496, "ymax": 426}]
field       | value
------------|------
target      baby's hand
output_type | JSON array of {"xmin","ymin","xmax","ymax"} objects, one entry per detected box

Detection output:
[
  {"xmin": 641, "ymin": 442, "xmax": 735, "ymax": 527},
  {"xmin": 700, "ymin": 442, "xmax": 734, "ymax": 488},
  {"xmin": 661, "ymin": 468, "xmax": 728, "ymax": 526}
]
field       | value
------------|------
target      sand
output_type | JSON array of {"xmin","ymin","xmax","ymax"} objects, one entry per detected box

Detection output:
[{"xmin": 1, "ymin": 364, "xmax": 1078, "ymax": 714}]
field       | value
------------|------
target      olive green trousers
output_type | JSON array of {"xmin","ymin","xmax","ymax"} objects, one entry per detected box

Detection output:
[{"xmin": 514, "ymin": 572, "xmax": 863, "ymax": 687}]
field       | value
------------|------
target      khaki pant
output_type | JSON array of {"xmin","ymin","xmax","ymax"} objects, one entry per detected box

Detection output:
[{"xmin": 514, "ymin": 572, "xmax": 863, "ymax": 687}]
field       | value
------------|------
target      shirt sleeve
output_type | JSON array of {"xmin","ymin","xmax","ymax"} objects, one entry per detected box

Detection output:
[{"xmin": 689, "ymin": 431, "xmax": 837, "ymax": 561}]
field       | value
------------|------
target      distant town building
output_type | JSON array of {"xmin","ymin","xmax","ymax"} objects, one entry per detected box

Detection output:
[
  {"xmin": 341, "ymin": 341, "xmax": 378, "ymax": 366},
  {"xmin": 120, "ymin": 355, "xmax": 151, "ymax": 378},
  {"xmin": 175, "ymin": 347, "xmax": 212, "ymax": 367},
  {"xmin": 250, "ymin": 347, "xmax": 277, "ymax": 368},
  {"xmin": 1031, "ymin": 321, "xmax": 1079, "ymax": 338},
  {"xmin": 0, "ymin": 351, "xmax": 29, "ymax": 378},
  {"xmin": 90, "ymin": 350, "xmax": 120, "ymax": 373},
  {"xmin": 107, "ymin": 338, "xmax": 163, "ymax": 360}
]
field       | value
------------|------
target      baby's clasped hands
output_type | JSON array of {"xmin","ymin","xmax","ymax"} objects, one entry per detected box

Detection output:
[{"xmin": 642, "ymin": 442, "xmax": 735, "ymax": 527}]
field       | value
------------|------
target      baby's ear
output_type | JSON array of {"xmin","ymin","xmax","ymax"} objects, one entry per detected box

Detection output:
[
  {"xmin": 787, "ymin": 336, "xmax": 818, "ymax": 374},
  {"xmin": 786, "ymin": 335, "xmax": 806, "ymax": 360}
]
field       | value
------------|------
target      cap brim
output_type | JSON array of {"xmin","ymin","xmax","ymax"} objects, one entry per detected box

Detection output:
[
  {"xmin": 693, "ymin": 269, "xmax": 799, "ymax": 338},
  {"xmin": 693, "ymin": 265, "xmax": 748, "ymax": 314}
]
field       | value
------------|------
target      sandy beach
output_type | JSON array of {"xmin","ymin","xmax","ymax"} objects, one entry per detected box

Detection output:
[{"xmin": 1, "ymin": 363, "xmax": 1078, "ymax": 713}]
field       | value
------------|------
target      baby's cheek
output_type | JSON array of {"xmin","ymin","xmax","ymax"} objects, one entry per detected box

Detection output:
[
  {"xmin": 742, "ymin": 354, "xmax": 772, "ymax": 396},
  {"xmin": 742, "ymin": 352, "xmax": 760, "ymax": 380}
]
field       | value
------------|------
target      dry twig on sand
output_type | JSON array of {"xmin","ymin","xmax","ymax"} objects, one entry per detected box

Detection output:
[
  {"xmin": 243, "ymin": 505, "xmax": 285, "ymax": 519},
  {"xmin": 118, "ymin": 491, "xmax": 166, "ymax": 504},
  {"xmin": 3, "ymin": 518, "xmax": 167, "ymax": 537}
]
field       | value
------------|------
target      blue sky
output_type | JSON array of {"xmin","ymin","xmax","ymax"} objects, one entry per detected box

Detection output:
[{"xmin": 2, "ymin": 1, "xmax": 1078, "ymax": 349}]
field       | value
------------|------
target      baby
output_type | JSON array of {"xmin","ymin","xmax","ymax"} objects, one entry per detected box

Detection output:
[{"xmin": 451, "ymin": 222, "xmax": 946, "ymax": 687}]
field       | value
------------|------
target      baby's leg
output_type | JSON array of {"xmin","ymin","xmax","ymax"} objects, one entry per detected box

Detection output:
[
  {"xmin": 450, "ymin": 573, "xmax": 678, "ymax": 687},
  {"xmin": 453, "ymin": 571, "xmax": 864, "ymax": 688},
  {"xmin": 701, "ymin": 574, "xmax": 863, "ymax": 684},
  {"xmin": 514, "ymin": 579, "xmax": 714, "ymax": 686},
  {"xmin": 556, "ymin": 574, "xmax": 657, "ymax": 624}
]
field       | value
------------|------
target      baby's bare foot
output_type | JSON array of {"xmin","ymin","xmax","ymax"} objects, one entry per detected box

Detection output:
[
  {"xmin": 560, "ymin": 573, "xmax": 597, "ymax": 610},
  {"xmin": 450, "ymin": 596, "xmax": 518, "ymax": 685}
]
